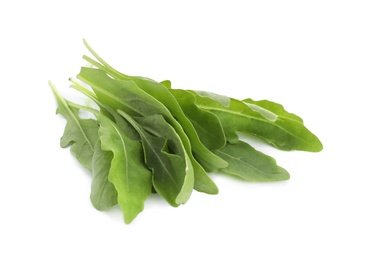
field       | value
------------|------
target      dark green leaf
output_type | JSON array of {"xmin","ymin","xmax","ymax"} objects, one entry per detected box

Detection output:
[
  {"xmin": 170, "ymin": 89, "xmax": 226, "ymax": 151},
  {"xmin": 134, "ymin": 114, "xmax": 219, "ymax": 196},
  {"xmin": 119, "ymin": 110, "xmax": 193, "ymax": 206},
  {"xmin": 128, "ymin": 76, "xmax": 228, "ymax": 170}
]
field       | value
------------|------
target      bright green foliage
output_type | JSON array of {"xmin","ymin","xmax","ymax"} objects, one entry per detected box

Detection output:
[
  {"xmin": 98, "ymin": 113, "xmax": 152, "ymax": 224},
  {"xmin": 78, "ymin": 66, "xmax": 219, "ymax": 194},
  {"xmin": 50, "ymin": 40, "xmax": 323, "ymax": 224}
]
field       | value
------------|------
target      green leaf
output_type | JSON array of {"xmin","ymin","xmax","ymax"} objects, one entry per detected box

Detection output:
[
  {"xmin": 134, "ymin": 114, "xmax": 187, "ymax": 157},
  {"xmin": 170, "ymin": 89, "xmax": 226, "ymax": 151},
  {"xmin": 192, "ymin": 91, "xmax": 323, "ymax": 152},
  {"xmin": 119, "ymin": 110, "xmax": 193, "ymax": 206},
  {"xmin": 90, "ymin": 140, "xmax": 117, "ymax": 210},
  {"xmin": 128, "ymin": 76, "xmax": 228, "ymax": 170},
  {"xmin": 135, "ymin": 114, "xmax": 197, "ymax": 202},
  {"xmin": 97, "ymin": 113, "xmax": 152, "ymax": 224},
  {"xmin": 49, "ymin": 40, "xmax": 325, "ymax": 224},
  {"xmin": 78, "ymin": 67, "xmax": 218, "ymax": 194},
  {"xmin": 79, "ymin": 56, "xmax": 228, "ymax": 171},
  {"xmin": 50, "ymin": 82, "xmax": 99, "ymax": 170},
  {"xmin": 214, "ymin": 141, "xmax": 290, "ymax": 182},
  {"xmin": 134, "ymin": 114, "xmax": 213, "ymax": 201}
]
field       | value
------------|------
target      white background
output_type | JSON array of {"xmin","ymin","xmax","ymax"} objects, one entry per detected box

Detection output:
[{"xmin": 1, "ymin": 1, "xmax": 369, "ymax": 259}]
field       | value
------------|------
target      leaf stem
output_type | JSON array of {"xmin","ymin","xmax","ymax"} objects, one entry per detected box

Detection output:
[
  {"xmin": 83, "ymin": 39, "xmax": 129, "ymax": 79},
  {"xmin": 69, "ymin": 78, "xmax": 99, "ymax": 103},
  {"xmin": 82, "ymin": 55, "xmax": 124, "ymax": 80},
  {"xmin": 66, "ymin": 101, "xmax": 99, "ymax": 117}
]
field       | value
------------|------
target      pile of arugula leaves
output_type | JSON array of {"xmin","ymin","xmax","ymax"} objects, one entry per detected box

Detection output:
[{"xmin": 50, "ymin": 40, "xmax": 323, "ymax": 224}]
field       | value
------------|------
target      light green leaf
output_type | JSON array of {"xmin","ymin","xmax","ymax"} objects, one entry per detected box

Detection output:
[
  {"xmin": 214, "ymin": 141, "xmax": 290, "ymax": 182},
  {"xmin": 98, "ymin": 113, "xmax": 152, "ymax": 224},
  {"xmin": 159, "ymin": 80, "xmax": 172, "ymax": 89}
]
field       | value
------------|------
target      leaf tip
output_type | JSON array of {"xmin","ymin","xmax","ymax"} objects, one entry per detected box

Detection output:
[{"xmin": 48, "ymin": 80, "xmax": 56, "ymax": 90}]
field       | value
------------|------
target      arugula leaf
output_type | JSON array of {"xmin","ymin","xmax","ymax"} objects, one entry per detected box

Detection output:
[
  {"xmin": 170, "ymin": 89, "xmax": 226, "ymax": 151},
  {"xmin": 214, "ymin": 141, "xmax": 290, "ymax": 182},
  {"xmin": 134, "ymin": 114, "xmax": 188, "ymax": 157},
  {"xmin": 133, "ymin": 114, "xmax": 219, "ymax": 196},
  {"xmin": 118, "ymin": 110, "xmax": 193, "ymax": 206},
  {"xmin": 50, "ymin": 82, "xmax": 99, "ymax": 170},
  {"xmin": 97, "ymin": 113, "xmax": 152, "ymax": 224},
  {"xmin": 90, "ymin": 140, "xmax": 117, "ymax": 210},
  {"xmin": 191, "ymin": 91, "xmax": 323, "ymax": 152},
  {"xmin": 126, "ymin": 77, "xmax": 228, "ymax": 170}
]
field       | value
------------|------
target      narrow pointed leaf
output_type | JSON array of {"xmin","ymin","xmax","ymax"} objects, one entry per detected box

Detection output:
[
  {"xmin": 214, "ymin": 141, "xmax": 290, "ymax": 182},
  {"xmin": 98, "ymin": 114, "xmax": 152, "ymax": 224},
  {"xmin": 192, "ymin": 91, "xmax": 323, "ymax": 152}
]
